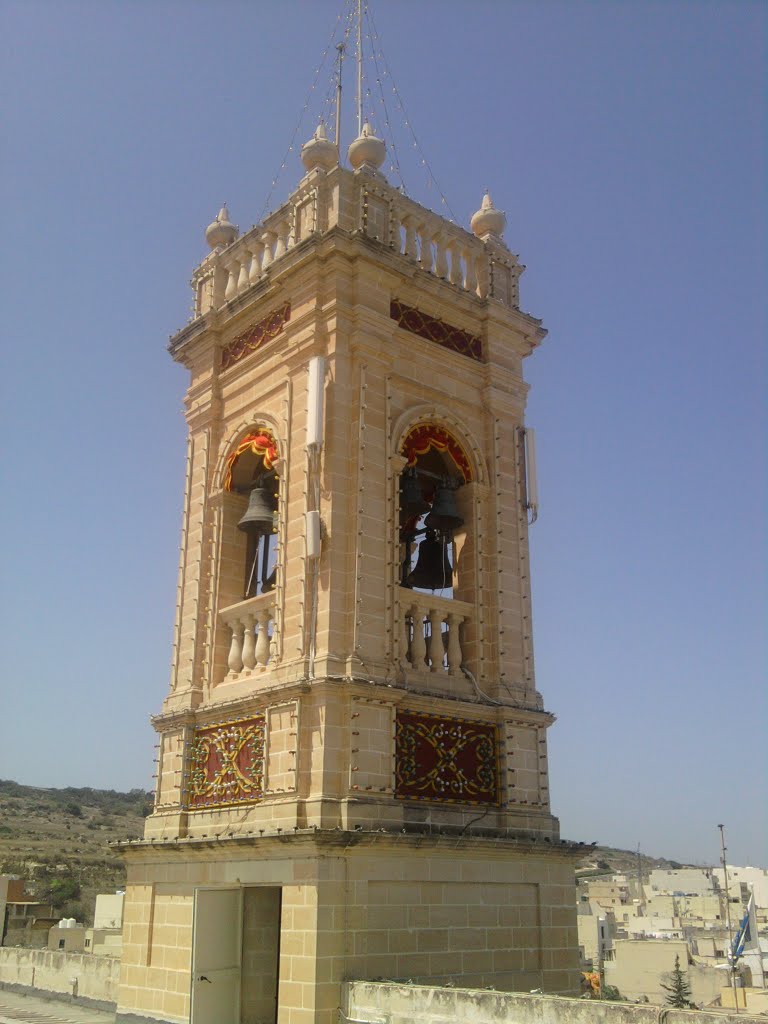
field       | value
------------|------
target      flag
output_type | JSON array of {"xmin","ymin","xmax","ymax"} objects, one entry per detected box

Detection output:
[{"xmin": 732, "ymin": 892, "xmax": 759, "ymax": 960}]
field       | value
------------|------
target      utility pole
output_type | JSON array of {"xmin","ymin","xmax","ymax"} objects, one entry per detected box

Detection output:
[{"xmin": 719, "ymin": 824, "xmax": 740, "ymax": 1013}]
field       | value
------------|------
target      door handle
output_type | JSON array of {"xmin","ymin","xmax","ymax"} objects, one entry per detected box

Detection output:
[{"xmin": 197, "ymin": 975, "xmax": 212, "ymax": 983}]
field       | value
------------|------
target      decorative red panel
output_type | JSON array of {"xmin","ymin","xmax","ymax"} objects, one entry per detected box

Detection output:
[
  {"xmin": 185, "ymin": 716, "xmax": 265, "ymax": 810},
  {"xmin": 220, "ymin": 302, "xmax": 291, "ymax": 370},
  {"xmin": 390, "ymin": 299, "xmax": 482, "ymax": 362},
  {"xmin": 395, "ymin": 710, "xmax": 499, "ymax": 805}
]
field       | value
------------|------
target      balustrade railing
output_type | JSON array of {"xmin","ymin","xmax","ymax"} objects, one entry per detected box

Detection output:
[
  {"xmin": 403, "ymin": 592, "xmax": 473, "ymax": 676},
  {"xmin": 190, "ymin": 169, "xmax": 520, "ymax": 321},
  {"xmin": 387, "ymin": 193, "xmax": 519, "ymax": 305},
  {"xmin": 219, "ymin": 593, "xmax": 275, "ymax": 677}
]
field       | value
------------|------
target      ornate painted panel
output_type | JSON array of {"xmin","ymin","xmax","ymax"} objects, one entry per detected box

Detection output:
[
  {"xmin": 220, "ymin": 301, "xmax": 291, "ymax": 370},
  {"xmin": 390, "ymin": 299, "xmax": 482, "ymax": 363},
  {"xmin": 395, "ymin": 710, "xmax": 499, "ymax": 805},
  {"xmin": 185, "ymin": 716, "xmax": 266, "ymax": 810}
]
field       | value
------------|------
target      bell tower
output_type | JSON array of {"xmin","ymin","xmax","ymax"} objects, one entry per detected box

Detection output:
[{"xmin": 116, "ymin": 113, "xmax": 580, "ymax": 1024}]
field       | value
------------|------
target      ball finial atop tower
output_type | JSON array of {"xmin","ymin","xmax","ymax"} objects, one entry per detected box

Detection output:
[
  {"xmin": 470, "ymin": 191, "xmax": 506, "ymax": 240},
  {"xmin": 205, "ymin": 205, "xmax": 239, "ymax": 250},
  {"xmin": 347, "ymin": 121, "xmax": 386, "ymax": 174},
  {"xmin": 301, "ymin": 122, "xmax": 339, "ymax": 173}
]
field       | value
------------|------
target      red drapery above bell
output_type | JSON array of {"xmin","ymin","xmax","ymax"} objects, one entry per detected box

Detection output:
[
  {"xmin": 224, "ymin": 429, "xmax": 279, "ymax": 490},
  {"xmin": 401, "ymin": 423, "xmax": 472, "ymax": 482}
]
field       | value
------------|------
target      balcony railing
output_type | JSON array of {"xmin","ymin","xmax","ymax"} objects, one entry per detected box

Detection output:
[
  {"xmin": 219, "ymin": 593, "xmax": 275, "ymax": 677},
  {"xmin": 188, "ymin": 168, "xmax": 521, "ymax": 322},
  {"xmin": 403, "ymin": 592, "xmax": 473, "ymax": 676}
]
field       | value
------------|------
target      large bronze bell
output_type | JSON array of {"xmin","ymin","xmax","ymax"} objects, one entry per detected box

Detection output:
[
  {"xmin": 400, "ymin": 470, "xmax": 430, "ymax": 518},
  {"xmin": 424, "ymin": 483, "xmax": 464, "ymax": 533},
  {"xmin": 407, "ymin": 530, "xmax": 453, "ymax": 590},
  {"xmin": 237, "ymin": 485, "xmax": 276, "ymax": 534}
]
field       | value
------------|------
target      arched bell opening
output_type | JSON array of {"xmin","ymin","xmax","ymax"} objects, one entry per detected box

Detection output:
[
  {"xmin": 398, "ymin": 425, "xmax": 472, "ymax": 600},
  {"xmin": 220, "ymin": 430, "xmax": 280, "ymax": 606}
]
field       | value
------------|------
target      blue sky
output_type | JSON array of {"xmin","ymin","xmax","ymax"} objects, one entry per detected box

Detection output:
[{"xmin": 1, "ymin": 1, "xmax": 764, "ymax": 868}]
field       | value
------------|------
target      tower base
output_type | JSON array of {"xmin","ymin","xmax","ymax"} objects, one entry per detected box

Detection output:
[{"xmin": 116, "ymin": 830, "xmax": 580, "ymax": 1024}]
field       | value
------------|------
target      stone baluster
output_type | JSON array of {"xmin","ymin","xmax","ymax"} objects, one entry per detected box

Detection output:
[
  {"xmin": 403, "ymin": 216, "xmax": 418, "ymax": 260},
  {"xmin": 448, "ymin": 244, "xmax": 463, "ymax": 287},
  {"xmin": 224, "ymin": 259, "xmax": 240, "ymax": 302},
  {"xmin": 426, "ymin": 608, "xmax": 443, "ymax": 671},
  {"xmin": 409, "ymin": 605, "xmax": 427, "ymax": 667},
  {"xmin": 434, "ymin": 233, "xmax": 449, "ymax": 279},
  {"xmin": 418, "ymin": 224, "xmax": 433, "ymax": 273},
  {"xmin": 255, "ymin": 611, "xmax": 271, "ymax": 666},
  {"xmin": 241, "ymin": 616, "xmax": 256, "ymax": 671},
  {"xmin": 248, "ymin": 241, "xmax": 264, "ymax": 285},
  {"xmin": 261, "ymin": 231, "xmax": 276, "ymax": 270},
  {"xmin": 446, "ymin": 613, "xmax": 463, "ymax": 676},
  {"xmin": 211, "ymin": 264, "xmax": 227, "ymax": 309},
  {"xmin": 462, "ymin": 247, "xmax": 477, "ymax": 293},
  {"xmin": 274, "ymin": 220, "xmax": 290, "ymax": 261},
  {"xmin": 227, "ymin": 621, "xmax": 244, "ymax": 674},
  {"xmin": 236, "ymin": 253, "xmax": 251, "ymax": 294}
]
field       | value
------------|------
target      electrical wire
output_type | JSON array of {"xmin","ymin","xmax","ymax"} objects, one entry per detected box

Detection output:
[
  {"xmin": 364, "ymin": 0, "xmax": 458, "ymax": 221},
  {"xmin": 257, "ymin": 0, "xmax": 355, "ymax": 223},
  {"xmin": 363, "ymin": 2, "xmax": 407, "ymax": 193}
]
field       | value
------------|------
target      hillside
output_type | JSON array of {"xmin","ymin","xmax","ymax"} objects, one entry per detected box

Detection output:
[
  {"xmin": 0, "ymin": 779, "xmax": 694, "ymax": 926},
  {"xmin": 0, "ymin": 780, "xmax": 152, "ymax": 924}
]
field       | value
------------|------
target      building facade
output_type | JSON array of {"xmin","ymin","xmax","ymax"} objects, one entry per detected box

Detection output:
[{"xmin": 116, "ymin": 123, "xmax": 579, "ymax": 1024}]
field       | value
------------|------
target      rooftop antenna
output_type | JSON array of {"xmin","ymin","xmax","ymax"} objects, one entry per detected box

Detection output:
[
  {"xmin": 334, "ymin": 41, "xmax": 345, "ymax": 151},
  {"xmin": 356, "ymin": 0, "xmax": 363, "ymax": 135}
]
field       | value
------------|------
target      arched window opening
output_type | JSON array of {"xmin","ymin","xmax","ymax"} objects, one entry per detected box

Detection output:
[
  {"xmin": 399, "ymin": 424, "xmax": 472, "ymax": 600},
  {"xmin": 225, "ymin": 430, "xmax": 279, "ymax": 599}
]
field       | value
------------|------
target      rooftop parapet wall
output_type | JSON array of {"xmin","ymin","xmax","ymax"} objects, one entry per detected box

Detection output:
[
  {"xmin": 0, "ymin": 946, "xmax": 119, "ymax": 1008},
  {"xmin": 343, "ymin": 980, "xmax": 743, "ymax": 1024},
  {"xmin": 188, "ymin": 167, "xmax": 524, "ymax": 326}
]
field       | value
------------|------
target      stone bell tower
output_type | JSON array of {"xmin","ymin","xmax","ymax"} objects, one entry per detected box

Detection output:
[{"xmin": 116, "ymin": 118, "xmax": 580, "ymax": 1024}]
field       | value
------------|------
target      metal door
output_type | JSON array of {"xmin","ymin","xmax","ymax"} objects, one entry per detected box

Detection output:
[{"xmin": 191, "ymin": 887, "xmax": 242, "ymax": 1024}]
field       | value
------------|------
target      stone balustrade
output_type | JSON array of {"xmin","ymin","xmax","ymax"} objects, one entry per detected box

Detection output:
[
  {"xmin": 190, "ymin": 169, "xmax": 521, "ymax": 320},
  {"xmin": 404, "ymin": 592, "xmax": 473, "ymax": 676},
  {"xmin": 219, "ymin": 593, "xmax": 275, "ymax": 676},
  {"xmin": 388, "ymin": 195, "xmax": 495, "ymax": 300}
]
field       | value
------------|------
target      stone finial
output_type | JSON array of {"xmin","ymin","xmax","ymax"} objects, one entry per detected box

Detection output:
[
  {"xmin": 301, "ymin": 122, "xmax": 339, "ymax": 173},
  {"xmin": 205, "ymin": 204, "xmax": 239, "ymax": 250},
  {"xmin": 470, "ymin": 191, "xmax": 506, "ymax": 240},
  {"xmin": 347, "ymin": 121, "xmax": 386, "ymax": 174}
]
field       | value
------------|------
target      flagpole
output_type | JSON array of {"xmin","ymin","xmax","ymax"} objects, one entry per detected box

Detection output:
[{"xmin": 719, "ymin": 824, "xmax": 740, "ymax": 1013}]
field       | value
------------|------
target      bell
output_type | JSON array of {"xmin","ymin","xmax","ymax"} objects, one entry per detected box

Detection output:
[
  {"xmin": 424, "ymin": 483, "xmax": 464, "ymax": 533},
  {"xmin": 407, "ymin": 531, "xmax": 453, "ymax": 590},
  {"xmin": 400, "ymin": 470, "xmax": 429, "ymax": 518},
  {"xmin": 237, "ymin": 486, "xmax": 276, "ymax": 534}
]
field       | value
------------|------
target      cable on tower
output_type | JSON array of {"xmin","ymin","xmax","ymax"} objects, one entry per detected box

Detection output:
[{"xmin": 258, "ymin": 0, "xmax": 356, "ymax": 223}]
